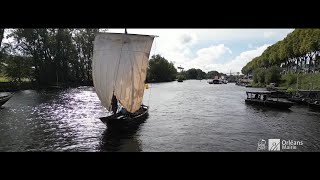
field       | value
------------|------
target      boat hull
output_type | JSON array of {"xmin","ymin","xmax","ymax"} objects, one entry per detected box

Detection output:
[
  {"xmin": 100, "ymin": 105, "xmax": 149, "ymax": 128},
  {"xmin": 0, "ymin": 94, "xmax": 13, "ymax": 107},
  {"xmin": 245, "ymin": 99, "xmax": 293, "ymax": 109},
  {"xmin": 309, "ymin": 102, "xmax": 320, "ymax": 111},
  {"xmin": 288, "ymin": 97, "xmax": 310, "ymax": 105}
]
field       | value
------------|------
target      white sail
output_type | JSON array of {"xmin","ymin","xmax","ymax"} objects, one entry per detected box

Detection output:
[{"xmin": 92, "ymin": 32, "xmax": 154, "ymax": 113}]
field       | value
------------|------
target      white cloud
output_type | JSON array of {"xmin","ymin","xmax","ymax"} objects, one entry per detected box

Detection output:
[
  {"xmin": 201, "ymin": 44, "xmax": 271, "ymax": 74},
  {"xmin": 197, "ymin": 44, "xmax": 232, "ymax": 58},
  {"xmin": 179, "ymin": 33, "xmax": 196, "ymax": 45},
  {"xmin": 183, "ymin": 44, "xmax": 232, "ymax": 70}
]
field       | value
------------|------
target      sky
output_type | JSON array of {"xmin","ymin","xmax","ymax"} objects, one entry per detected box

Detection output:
[
  {"xmin": 107, "ymin": 28, "xmax": 294, "ymax": 74},
  {"xmin": 2, "ymin": 28, "xmax": 294, "ymax": 74}
]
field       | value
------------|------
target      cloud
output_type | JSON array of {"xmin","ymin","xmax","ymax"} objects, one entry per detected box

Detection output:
[
  {"xmin": 200, "ymin": 44, "xmax": 271, "ymax": 73},
  {"xmin": 196, "ymin": 44, "xmax": 232, "ymax": 58},
  {"xmin": 105, "ymin": 28, "xmax": 292, "ymax": 56},
  {"xmin": 183, "ymin": 44, "xmax": 232, "ymax": 70},
  {"xmin": 179, "ymin": 33, "xmax": 194, "ymax": 44}
]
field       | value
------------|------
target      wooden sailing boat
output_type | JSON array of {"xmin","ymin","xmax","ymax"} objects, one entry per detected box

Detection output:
[{"xmin": 92, "ymin": 29, "xmax": 155, "ymax": 125}]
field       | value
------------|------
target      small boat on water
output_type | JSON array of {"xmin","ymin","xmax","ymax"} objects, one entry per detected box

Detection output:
[
  {"xmin": 177, "ymin": 77, "xmax": 183, "ymax": 82},
  {"xmin": 0, "ymin": 93, "xmax": 14, "ymax": 107},
  {"xmin": 92, "ymin": 29, "xmax": 156, "ymax": 126},
  {"xmin": 245, "ymin": 91, "xmax": 293, "ymax": 109},
  {"xmin": 208, "ymin": 79, "xmax": 222, "ymax": 84},
  {"xmin": 213, "ymin": 79, "xmax": 221, "ymax": 84},
  {"xmin": 100, "ymin": 105, "xmax": 149, "ymax": 127}
]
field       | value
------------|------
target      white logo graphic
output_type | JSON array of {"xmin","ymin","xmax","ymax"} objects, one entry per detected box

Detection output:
[
  {"xmin": 282, "ymin": 140, "xmax": 303, "ymax": 150},
  {"xmin": 257, "ymin": 139, "xmax": 266, "ymax": 151},
  {"xmin": 268, "ymin": 139, "xmax": 281, "ymax": 151}
]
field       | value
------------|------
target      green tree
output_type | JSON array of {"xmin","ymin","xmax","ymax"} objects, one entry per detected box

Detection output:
[
  {"xmin": 147, "ymin": 54, "xmax": 177, "ymax": 82},
  {"xmin": 206, "ymin": 71, "xmax": 219, "ymax": 79},
  {"xmin": 253, "ymin": 68, "xmax": 266, "ymax": 84},
  {"xmin": 186, "ymin": 68, "xmax": 198, "ymax": 79},
  {"xmin": 73, "ymin": 29, "xmax": 98, "ymax": 82},
  {"xmin": 242, "ymin": 29, "xmax": 320, "ymax": 75},
  {"xmin": 196, "ymin": 69, "xmax": 206, "ymax": 79},
  {"xmin": 8, "ymin": 28, "xmax": 98, "ymax": 85},
  {"xmin": 265, "ymin": 66, "xmax": 281, "ymax": 84},
  {"xmin": 4, "ymin": 55, "xmax": 33, "ymax": 82},
  {"xmin": 0, "ymin": 29, "xmax": 5, "ymax": 71}
]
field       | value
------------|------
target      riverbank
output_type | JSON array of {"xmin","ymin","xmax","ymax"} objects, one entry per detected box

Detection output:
[
  {"xmin": 280, "ymin": 73, "xmax": 320, "ymax": 91},
  {"xmin": 0, "ymin": 81, "xmax": 94, "ymax": 92},
  {"xmin": 248, "ymin": 73, "xmax": 320, "ymax": 91},
  {"xmin": 0, "ymin": 82, "xmax": 37, "ymax": 92}
]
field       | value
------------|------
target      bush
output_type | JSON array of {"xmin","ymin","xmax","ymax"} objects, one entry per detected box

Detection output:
[
  {"xmin": 265, "ymin": 66, "xmax": 281, "ymax": 84},
  {"xmin": 253, "ymin": 68, "xmax": 266, "ymax": 84}
]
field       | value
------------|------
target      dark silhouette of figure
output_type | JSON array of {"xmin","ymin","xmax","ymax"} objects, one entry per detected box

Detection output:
[
  {"xmin": 111, "ymin": 94, "xmax": 118, "ymax": 115},
  {"xmin": 263, "ymin": 95, "xmax": 267, "ymax": 101}
]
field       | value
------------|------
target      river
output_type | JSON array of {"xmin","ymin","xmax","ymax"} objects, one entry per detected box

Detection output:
[{"xmin": 1, "ymin": 80, "xmax": 320, "ymax": 152}]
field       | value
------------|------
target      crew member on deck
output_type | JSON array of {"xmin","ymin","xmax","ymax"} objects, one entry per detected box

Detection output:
[{"xmin": 111, "ymin": 94, "xmax": 118, "ymax": 115}]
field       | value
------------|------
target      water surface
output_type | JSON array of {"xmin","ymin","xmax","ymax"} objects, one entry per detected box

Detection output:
[{"xmin": 1, "ymin": 81, "xmax": 319, "ymax": 151}]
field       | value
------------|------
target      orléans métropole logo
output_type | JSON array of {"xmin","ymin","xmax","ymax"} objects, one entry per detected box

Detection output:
[{"xmin": 257, "ymin": 139, "xmax": 303, "ymax": 151}]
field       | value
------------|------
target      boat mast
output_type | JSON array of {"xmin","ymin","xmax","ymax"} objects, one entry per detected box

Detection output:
[{"xmin": 112, "ymin": 28, "xmax": 128, "ymax": 113}]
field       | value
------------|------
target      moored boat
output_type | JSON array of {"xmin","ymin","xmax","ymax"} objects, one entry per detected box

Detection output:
[
  {"xmin": 288, "ymin": 90, "xmax": 320, "ymax": 105},
  {"xmin": 245, "ymin": 91, "xmax": 293, "ymax": 109}
]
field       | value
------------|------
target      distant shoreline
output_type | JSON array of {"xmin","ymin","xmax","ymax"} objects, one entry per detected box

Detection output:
[{"xmin": 0, "ymin": 81, "xmax": 93, "ymax": 92}]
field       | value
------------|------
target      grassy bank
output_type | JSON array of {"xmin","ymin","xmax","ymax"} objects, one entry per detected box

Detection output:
[
  {"xmin": 0, "ymin": 73, "xmax": 10, "ymax": 82},
  {"xmin": 280, "ymin": 73, "xmax": 320, "ymax": 91},
  {"xmin": 0, "ymin": 73, "xmax": 32, "ymax": 83}
]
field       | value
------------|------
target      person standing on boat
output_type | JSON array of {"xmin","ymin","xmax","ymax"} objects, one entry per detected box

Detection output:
[
  {"xmin": 120, "ymin": 106, "xmax": 128, "ymax": 115},
  {"xmin": 111, "ymin": 94, "xmax": 118, "ymax": 115},
  {"xmin": 110, "ymin": 28, "xmax": 127, "ymax": 116},
  {"xmin": 263, "ymin": 95, "xmax": 267, "ymax": 101}
]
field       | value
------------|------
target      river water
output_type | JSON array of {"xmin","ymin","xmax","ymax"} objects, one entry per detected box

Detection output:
[{"xmin": 1, "ymin": 80, "xmax": 320, "ymax": 152}]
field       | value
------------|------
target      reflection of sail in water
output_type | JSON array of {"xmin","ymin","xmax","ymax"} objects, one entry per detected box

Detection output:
[{"xmin": 99, "ymin": 126, "xmax": 142, "ymax": 152}]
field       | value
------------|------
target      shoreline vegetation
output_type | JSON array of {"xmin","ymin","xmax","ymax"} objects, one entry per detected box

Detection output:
[
  {"xmin": 0, "ymin": 29, "xmax": 232, "ymax": 92},
  {"xmin": 0, "ymin": 53, "xmax": 233, "ymax": 92},
  {"xmin": 242, "ymin": 29, "xmax": 320, "ymax": 91},
  {"xmin": 2, "ymin": 28, "xmax": 320, "ymax": 92}
]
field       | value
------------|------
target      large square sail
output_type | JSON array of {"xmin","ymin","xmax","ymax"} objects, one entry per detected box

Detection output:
[{"xmin": 92, "ymin": 32, "xmax": 155, "ymax": 113}]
